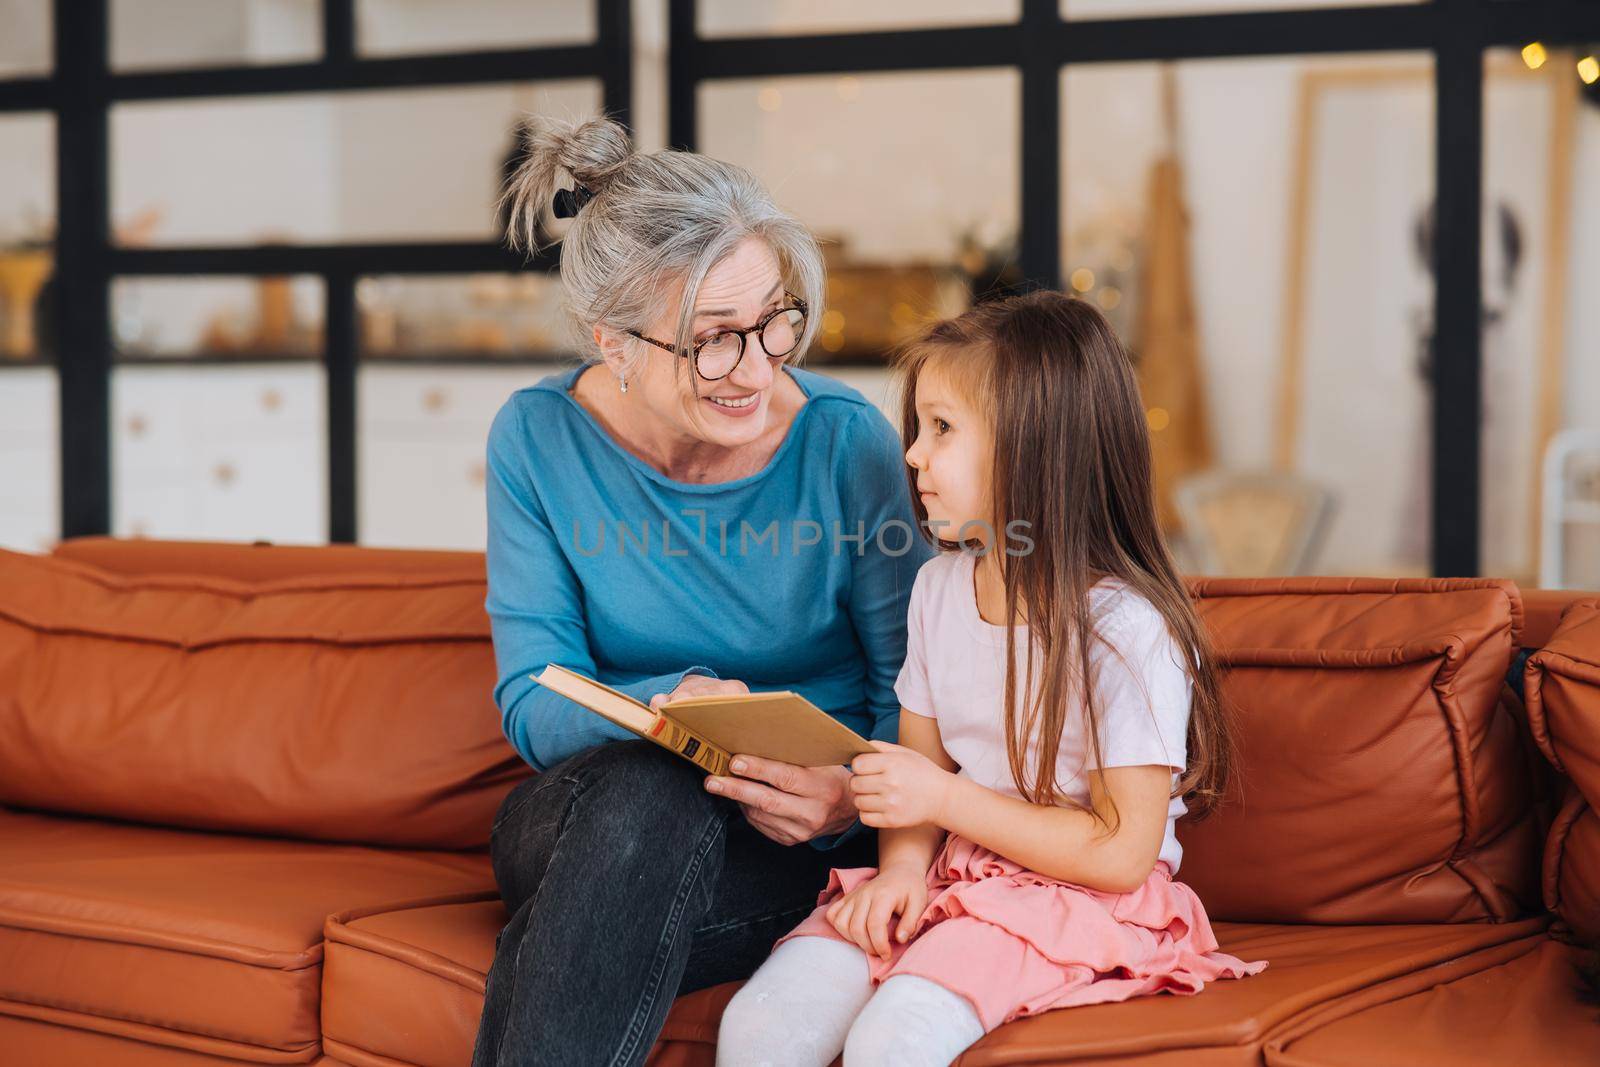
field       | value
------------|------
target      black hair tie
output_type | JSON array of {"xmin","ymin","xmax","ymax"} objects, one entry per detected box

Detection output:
[{"xmin": 552, "ymin": 184, "xmax": 594, "ymax": 218}]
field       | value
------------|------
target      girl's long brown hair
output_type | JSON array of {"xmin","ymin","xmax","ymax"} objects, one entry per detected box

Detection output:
[{"xmin": 892, "ymin": 290, "xmax": 1235, "ymax": 831}]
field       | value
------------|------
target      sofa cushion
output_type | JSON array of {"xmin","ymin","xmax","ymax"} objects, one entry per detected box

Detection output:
[
  {"xmin": 1544, "ymin": 790, "xmax": 1600, "ymax": 945},
  {"xmin": 321, "ymin": 898, "xmax": 728, "ymax": 1067},
  {"xmin": 0, "ymin": 546, "xmax": 529, "ymax": 849},
  {"xmin": 1176, "ymin": 577, "xmax": 1541, "ymax": 924},
  {"xmin": 319, "ymin": 893, "xmax": 1547, "ymax": 1067},
  {"xmin": 51, "ymin": 535, "xmax": 484, "ymax": 583},
  {"xmin": 0, "ymin": 1013, "xmax": 348, "ymax": 1067},
  {"xmin": 0, "ymin": 808, "xmax": 492, "ymax": 1064},
  {"xmin": 1260, "ymin": 934, "xmax": 1597, "ymax": 1067},
  {"xmin": 1527, "ymin": 597, "xmax": 1600, "ymax": 944}
]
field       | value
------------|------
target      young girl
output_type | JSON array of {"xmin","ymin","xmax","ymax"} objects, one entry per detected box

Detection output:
[{"xmin": 715, "ymin": 291, "xmax": 1267, "ymax": 1067}]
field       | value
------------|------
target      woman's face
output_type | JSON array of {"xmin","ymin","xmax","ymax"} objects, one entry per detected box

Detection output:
[
  {"xmin": 904, "ymin": 365, "xmax": 994, "ymax": 545},
  {"xmin": 621, "ymin": 236, "xmax": 792, "ymax": 452}
]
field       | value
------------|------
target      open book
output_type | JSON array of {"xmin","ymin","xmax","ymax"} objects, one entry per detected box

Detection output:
[{"xmin": 532, "ymin": 664, "xmax": 876, "ymax": 777}]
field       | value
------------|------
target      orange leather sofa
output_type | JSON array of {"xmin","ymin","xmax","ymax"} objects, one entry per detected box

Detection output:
[{"xmin": 1, "ymin": 536, "xmax": 1595, "ymax": 1066}]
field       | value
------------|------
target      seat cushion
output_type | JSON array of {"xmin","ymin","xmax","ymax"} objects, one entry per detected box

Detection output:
[
  {"xmin": 1261, "ymin": 934, "xmax": 1598, "ymax": 1067},
  {"xmin": 0, "ymin": 545, "xmax": 529, "ymax": 850},
  {"xmin": 320, "ymin": 893, "xmax": 1548, "ymax": 1067},
  {"xmin": 0, "ymin": 808, "xmax": 492, "ymax": 1064},
  {"xmin": 0, "ymin": 1013, "xmax": 350, "ymax": 1067},
  {"xmin": 322, "ymin": 898, "xmax": 771, "ymax": 1067}
]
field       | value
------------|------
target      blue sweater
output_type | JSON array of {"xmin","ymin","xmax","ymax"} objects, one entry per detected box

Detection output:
[{"xmin": 484, "ymin": 362, "xmax": 935, "ymax": 850}]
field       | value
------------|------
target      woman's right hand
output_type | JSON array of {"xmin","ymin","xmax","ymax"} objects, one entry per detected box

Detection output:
[
  {"xmin": 648, "ymin": 674, "xmax": 748, "ymax": 711},
  {"xmin": 824, "ymin": 862, "xmax": 929, "ymax": 960}
]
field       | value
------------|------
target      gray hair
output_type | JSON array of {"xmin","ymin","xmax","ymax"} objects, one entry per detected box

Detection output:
[{"xmin": 500, "ymin": 113, "xmax": 825, "ymax": 391}]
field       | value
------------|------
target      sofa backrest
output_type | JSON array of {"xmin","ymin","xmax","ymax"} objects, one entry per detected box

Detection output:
[
  {"xmin": 1525, "ymin": 597, "xmax": 1600, "ymax": 945},
  {"xmin": 2, "ymin": 537, "xmax": 1587, "ymax": 927},
  {"xmin": 1174, "ymin": 576, "xmax": 1543, "ymax": 925},
  {"xmin": 50, "ymin": 535, "xmax": 484, "ymax": 583},
  {"xmin": 0, "ymin": 544, "xmax": 528, "ymax": 850}
]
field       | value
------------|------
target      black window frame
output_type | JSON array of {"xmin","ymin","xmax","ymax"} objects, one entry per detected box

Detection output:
[
  {"xmin": 5, "ymin": 0, "xmax": 1600, "ymax": 575},
  {"xmin": 0, "ymin": 0, "xmax": 630, "ymax": 544},
  {"xmin": 670, "ymin": 0, "xmax": 1600, "ymax": 578}
]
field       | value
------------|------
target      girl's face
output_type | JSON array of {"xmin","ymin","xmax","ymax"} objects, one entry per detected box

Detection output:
[{"xmin": 904, "ymin": 365, "xmax": 994, "ymax": 545}]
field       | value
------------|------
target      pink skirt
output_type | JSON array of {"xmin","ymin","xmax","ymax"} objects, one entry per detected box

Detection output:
[{"xmin": 772, "ymin": 831, "xmax": 1268, "ymax": 1033}]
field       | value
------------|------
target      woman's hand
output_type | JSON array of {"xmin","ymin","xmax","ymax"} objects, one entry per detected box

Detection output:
[
  {"xmin": 649, "ymin": 674, "xmax": 749, "ymax": 710},
  {"xmin": 704, "ymin": 755, "xmax": 856, "ymax": 846},
  {"xmin": 650, "ymin": 677, "xmax": 857, "ymax": 846},
  {"xmin": 848, "ymin": 740, "xmax": 959, "ymax": 830},
  {"xmin": 824, "ymin": 862, "xmax": 929, "ymax": 959}
]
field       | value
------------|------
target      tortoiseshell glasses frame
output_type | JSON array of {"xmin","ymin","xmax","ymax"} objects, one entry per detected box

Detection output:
[{"xmin": 627, "ymin": 292, "xmax": 809, "ymax": 381}]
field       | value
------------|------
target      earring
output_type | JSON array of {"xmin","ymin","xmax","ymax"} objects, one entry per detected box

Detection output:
[{"xmin": 617, "ymin": 374, "xmax": 628, "ymax": 394}]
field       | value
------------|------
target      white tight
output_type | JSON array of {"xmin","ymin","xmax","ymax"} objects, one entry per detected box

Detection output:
[{"xmin": 715, "ymin": 935, "xmax": 987, "ymax": 1067}]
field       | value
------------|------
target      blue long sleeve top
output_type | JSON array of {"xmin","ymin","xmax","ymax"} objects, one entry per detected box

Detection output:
[{"xmin": 484, "ymin": 361, "xmax": 935, "ymax": 851}]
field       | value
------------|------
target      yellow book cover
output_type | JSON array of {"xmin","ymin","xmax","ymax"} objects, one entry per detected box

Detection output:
[{"xmin": 531, "ymin": 665, "xmax": 875, "ymax": 777}]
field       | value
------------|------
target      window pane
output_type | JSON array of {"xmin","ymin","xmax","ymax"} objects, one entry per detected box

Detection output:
[
  {"xmin": 0, "ymin": 0, "xmax": 51, "ymax": 78},
  {"xmin": 357, "ymin": 0, "xmax": 595, "ymax": 55},
  {"xmin": 1479, "ymin": 47, "xmax": 1600, "ymax": 588},
  {"xmin": 1063, "ymin": 0, "xmax": 1419, "ymax": 18},
  {"xmin": 358, "ymin": 273, "xmax": 573, "ymax": 360},
  {"xmin": 112, "ymin": 81, "xmax": 601, "ymax": 246},
  {"xmin": 0, "ymin": 112, "xmax": 54, "ymax": 365},
  {"xmin": 113, "ymin": 363, "xmax": 327, "ymax": 541},
  {"xmin": 699, "ymin": 0, "xmax": 1017, "ymax": 37},
  {"xmin": 700, "ymin": 69, "xmax": 1016, "ymax": 362},
  {"xmin": 1064, "ymin": 54, "xmax": 1434, "ymax": 578},
  {"xmin": 111, "ymin": 0, "xmax": 320, "ymax": 71},
  {"xmin": 0, "ymin": 365, "xmax": 58, "ymax": 551},
  {"xmin": 113, "ymin": 275, "xmax": 324, "ymax": 359}
]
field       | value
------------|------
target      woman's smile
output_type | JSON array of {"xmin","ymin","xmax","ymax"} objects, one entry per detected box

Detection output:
[{"xmin": 704, "ymin": 390, "xmax": 763, "ymax": 417}]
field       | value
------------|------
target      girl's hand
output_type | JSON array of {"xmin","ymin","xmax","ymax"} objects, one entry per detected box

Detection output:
[
  {"xmin": 825, "ymin": 862, "xmax": 929, "ymax": 959},
  {"xmin": 848, "ymin": 740, "xmax": 958, "ymax": 829}
]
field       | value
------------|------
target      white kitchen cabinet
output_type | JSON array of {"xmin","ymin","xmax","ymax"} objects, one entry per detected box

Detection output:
[
  {"xmin": 112, "ymin": 363, "xmax": 326, "ymax": 543},
  {"xmin": 0, "ymin": 366, "xmax": 59, "ymax": 554},
  {"xmin": 70, "ymin": 360, "xmax": 900, "ymax": 552},
  {"xmin": 358, "ymin": 363, "xmax": 554, "ymax": 549}
]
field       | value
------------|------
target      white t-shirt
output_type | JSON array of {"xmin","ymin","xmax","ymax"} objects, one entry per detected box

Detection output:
[{"xmin": 892, "ymin": 551, "xmax": 1193, "ymax": 873}]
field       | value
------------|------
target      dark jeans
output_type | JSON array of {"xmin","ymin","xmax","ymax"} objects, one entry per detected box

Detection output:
[{"xmin": 469, "ymin": 737, "xmax": 878, "ymax": 1067}]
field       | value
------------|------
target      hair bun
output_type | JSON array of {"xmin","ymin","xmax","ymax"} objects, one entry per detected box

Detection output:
[
  {"xmin": 534, "ymin": 114, "xmax": 632, "ymax": 192},
  {"xmin": 501, "ymin": 113, "xmax": 633, "ymax": 253}
]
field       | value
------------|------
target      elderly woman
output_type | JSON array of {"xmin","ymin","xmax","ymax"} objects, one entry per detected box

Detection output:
[{"xmin": 470, "ymin": 116, "xmax": 933, "ymax": 1067}]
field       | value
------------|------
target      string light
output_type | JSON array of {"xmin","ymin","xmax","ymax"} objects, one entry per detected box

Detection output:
[
  {"xmin": 1579, "ymin": 55, "xmax": 1600, "ymax": 86},
  {"xmin": 1070, "ymin": 267, "xmax": 1095, "ymax": 292},
  {"xmin": 758, "ymin": 88, "xmax": 782, "ymax": 112},
  {"xmin": 1521, "ymin": 42, "xmax": 1547, "ymax": 70}
]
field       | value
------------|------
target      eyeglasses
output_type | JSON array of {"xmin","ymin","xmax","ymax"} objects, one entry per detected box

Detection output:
[{"xmin": 628, "ymin": 292, "xmax": 809, "ymax": 381}]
